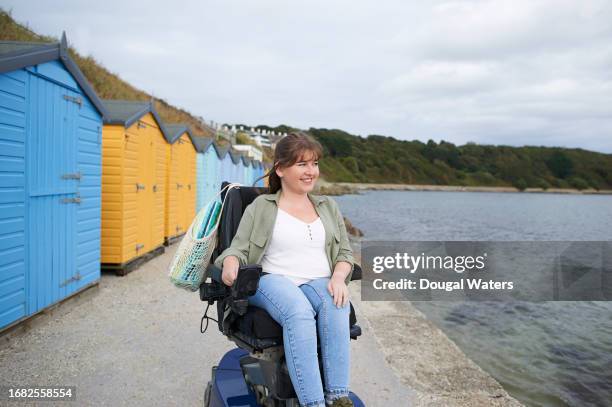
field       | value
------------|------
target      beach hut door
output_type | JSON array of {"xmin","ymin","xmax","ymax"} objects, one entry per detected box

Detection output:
[
  {"xmin": 135, "ymin": 125, "xmax": 154, "ymax": 254},
  {"xmin": 27, "ymin": 85, "xmax": 80, "ymax": 313}
]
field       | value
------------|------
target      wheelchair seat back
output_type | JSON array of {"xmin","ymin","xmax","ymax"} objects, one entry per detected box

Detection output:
[{"xmin": 215, "ymin": 182, "xmax": 269, "ymax": 259}]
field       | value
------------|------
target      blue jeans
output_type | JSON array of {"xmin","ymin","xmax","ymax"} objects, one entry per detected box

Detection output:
[{"xmin": 248, "ymin": 274, "xmax": 350, "ymax": 407}]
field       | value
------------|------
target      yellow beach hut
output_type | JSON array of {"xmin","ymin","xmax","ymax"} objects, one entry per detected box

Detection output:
[
  {"xmin": 101, "ymin": 100, "xmax": 168, "ymax": 274},
  {"xmin": 163, "ymin": 124, "xmax": 197, "ymax": 245}
]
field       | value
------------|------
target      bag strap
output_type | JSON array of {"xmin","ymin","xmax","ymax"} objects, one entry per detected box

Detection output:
[
  {"xmin": 200, "ymin": 183, "xmax": 241, "ymax": 239},
  {"xmin": 192, "ymin": 183, "xmax": 242, "ymax": 240},
  {"xmin": 207, "ymin": 182, "xmax": 241, "ymax": 207},
  {"xmin": 210, "ymin": 182, "xmax": 242, "ymax": 251}
]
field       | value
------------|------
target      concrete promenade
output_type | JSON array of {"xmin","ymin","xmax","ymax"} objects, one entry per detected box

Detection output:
[{"xmin": 0, "ymin": 243, "xmax": 521, "ymax": 406}]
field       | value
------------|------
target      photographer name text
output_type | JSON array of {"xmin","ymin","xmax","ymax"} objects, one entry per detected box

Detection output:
[{"xmin": 371, "ymin": 252, "xmax": 514, "ymax": 292}]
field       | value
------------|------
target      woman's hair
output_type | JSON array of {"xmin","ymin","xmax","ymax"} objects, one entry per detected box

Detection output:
[{"xmin": 253, "ymin": 132, "xmax": 323, "ymax": 193}]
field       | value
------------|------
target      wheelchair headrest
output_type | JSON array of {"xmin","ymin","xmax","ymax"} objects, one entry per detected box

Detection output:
[{"xmin": 216, "ymin": 182, "xmax": 269, "ymax": 254}]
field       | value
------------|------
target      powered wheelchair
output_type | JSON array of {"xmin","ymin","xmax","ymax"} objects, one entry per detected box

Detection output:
[{"xmin": 199, "ymin": 182, "xmax": 365, "ymax": 407}]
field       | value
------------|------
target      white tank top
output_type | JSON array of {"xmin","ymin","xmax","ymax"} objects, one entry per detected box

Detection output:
[{"xmin": 260, "ymin": 208, "xmax": 331, "ymax": 285}]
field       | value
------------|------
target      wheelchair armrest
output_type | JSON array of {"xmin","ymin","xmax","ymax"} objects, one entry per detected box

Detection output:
[
  {"xmin": 351, "ymin": 264, "xmax": 363, "ymax": 281},
  {"xmin": 199, "ymin": 264, "xmax": 262, "ymax": 308}
]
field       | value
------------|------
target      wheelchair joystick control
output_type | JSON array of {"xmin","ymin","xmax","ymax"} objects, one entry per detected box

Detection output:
[{"xmin": 230, "ymin": 264, "xmax": 263, "ymax": 316}]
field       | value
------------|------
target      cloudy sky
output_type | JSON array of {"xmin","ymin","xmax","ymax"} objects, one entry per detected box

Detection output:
[{"xmin": 4, "ymin": 0, "xmax": 612, "ymax": 152}]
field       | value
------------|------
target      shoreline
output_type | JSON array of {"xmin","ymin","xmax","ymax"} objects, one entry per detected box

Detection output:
[
  {"xmin": 351, "ymin": 240, "xmax": 523, "ymax": 406},
  {"xmin": 333, "ymin": 182, "xmax": 612, "ymax": 195}
]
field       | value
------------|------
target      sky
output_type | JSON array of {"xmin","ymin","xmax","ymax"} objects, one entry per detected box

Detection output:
[{"xmin": 3, "ymin": 0, "xmax": 612, "ymax": 153}]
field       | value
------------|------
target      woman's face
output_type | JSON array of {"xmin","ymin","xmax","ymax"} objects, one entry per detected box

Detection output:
[{"xmin": 276, "ymin": 151, "xmax": 320, "ymax": 194}]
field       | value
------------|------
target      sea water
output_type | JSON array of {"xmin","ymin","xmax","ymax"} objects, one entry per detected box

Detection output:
[{"xmin": 335, "ymin": 190, "xmax": 612, "ymax": 407}]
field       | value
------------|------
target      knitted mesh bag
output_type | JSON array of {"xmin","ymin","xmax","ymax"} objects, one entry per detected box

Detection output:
[{"xmin": 168, "ymin": 183, "xmax": 241, "ymax": 291}]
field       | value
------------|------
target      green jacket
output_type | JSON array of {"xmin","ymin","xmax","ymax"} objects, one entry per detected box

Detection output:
[{"xmin": 214, "ymin": 189, "xmax": 355, "ymax": 285}]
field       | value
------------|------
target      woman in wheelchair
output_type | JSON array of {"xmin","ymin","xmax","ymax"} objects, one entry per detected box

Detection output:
[{"xmin": 215, "ymin": 133, "xmax": 355, "ymax": 407}]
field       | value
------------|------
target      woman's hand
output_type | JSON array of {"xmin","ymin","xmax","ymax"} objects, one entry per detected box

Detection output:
[
  {"xmin": 221, "ymin": 256, "xmax": 240, "ymax": 287},
  {"xmin": 328, "ymin": 274, "xmax": 349, "ymax": 308}
]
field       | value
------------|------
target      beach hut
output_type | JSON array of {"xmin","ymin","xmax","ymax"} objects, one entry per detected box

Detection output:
[
  {"xmin": 163, "ymin": 124, "xmax": 197, "ymax": 244},
  {"xmin": 228, "ymin": 150, "xmax": 244, "ymax": 185},
  {"xmin": 251, "ymin": 160, "xmax": 262, "ymax": 187},
  {"xmin": 245, "ymin": 156, "xmax": 261, "ymax": 187},
  {"xmin": 0, "ymin": 35, "xmax": 106, "ymax": 331},
  {"xmin": 254, "ymin": 160, "xmax": 265, "ymax": 187},
  {"xmin": 242, "ymin": 155, "xmax": 253, "ymax": 186},
  {"xmin": 217, "ymin": 145, "xmax": 234, "ymax": 187},
  {"xmin": 101, "ymin": 100, "xmax": 168, "ymax": 274},
  {"xmin": 250, "ymin": 160, "xmax": 258, "ymax": 186},
  {"xmin": 193, "ymin": 136, "xmax": 221, "ymax": 212}
]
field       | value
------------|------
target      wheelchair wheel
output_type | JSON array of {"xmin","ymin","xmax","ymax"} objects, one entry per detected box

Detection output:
[{"xmin": 204, "ymin": 381, "xmax": 211, "ymax": 407}]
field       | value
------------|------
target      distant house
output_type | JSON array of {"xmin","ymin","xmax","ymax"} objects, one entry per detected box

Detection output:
[
  {"xmin": 268, "ymin": 131, "xmax": 287, "ymax": 149},
  {"xmin": 251, "ymin": 133, "xmax": 271, "ymax": 148},
  {"xmin": 233, "ymin": 144, "xmax": 263, "ymax": 162},
  {"xmin": 205, "ymin": 121, "xmax": 236, "ymax": 144}
]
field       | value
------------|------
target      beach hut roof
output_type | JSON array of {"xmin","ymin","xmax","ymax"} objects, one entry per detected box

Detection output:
[
  {"xmin": 163, "ymin": 123, "xmax": 197, "ymax": 146},
  {"xmin": 0, "ymin": 33, "xmax": 107, "ymax": 117},
  {"xmin": 191, "ymin": 135, "xmax": 215, "ymax": 153},
  {"xmin": 102, "ymin": 100, "xmax": 149, "ymax": 124},
  {"xmin": 101, "ymin": 99, "xmax": 165, "ymax": 129},
  {"xmin": 102, "ymin": 100, "xmax": 171, "ymax": 141},
  {"xmin": 228, "ymin": 150, "xmax": 242, "ymax": 165},
  {"xmin": 215, "ymin": 145, "xmax": 230, "ymax": 159}
]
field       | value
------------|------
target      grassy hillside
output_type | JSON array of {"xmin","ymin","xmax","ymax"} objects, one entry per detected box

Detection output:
[
  {"xmin": 253, "ymin": 126, "xmax": 612, "ymax": 190},
  {"xmin": 0, "ymin": 9, "xmax": 214, "ymax": 137}
]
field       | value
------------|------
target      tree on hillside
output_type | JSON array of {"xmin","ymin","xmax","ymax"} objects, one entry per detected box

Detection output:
[
  {"xmin": 546, "ymin": 151, "xmax": 574, "ymax": 179},
  {"xmin": 309, "ymin": 128, "xmax": 353, "ymax": 157}
]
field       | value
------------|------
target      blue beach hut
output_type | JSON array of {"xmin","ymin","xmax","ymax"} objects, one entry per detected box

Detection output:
[
  {"xmin": 242, "ymin": 155, "xmax": 253, "ymax": 186},
  {"xmin": 246, "ymin": 157, "xmax": 260, "ymax": 187},
  {"xmin": 217, "ymin": 145, "xmax": 234, "ymax": 187},
  {"xmin": 258, "ymin": 161, "xmax": 266, "ymax": 186},
  {"xmin": 228, "ymin": 150, "xmax": 242, "ymax": 185},
  {"xmin": 193, "ymin": 136, "xmax": 220, "ymax": 212},
  {"xmin": 0, "ymin": 34, "xmax": 106, "ymax": 331},
  {"xmin": 250, "ymin": 160, "xmax": 258, "ymax": 186},
  {"xmin": 252, "ymin": 160, "xmax": 265, "ymax": 187}
]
